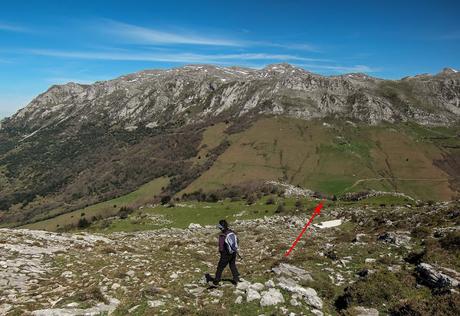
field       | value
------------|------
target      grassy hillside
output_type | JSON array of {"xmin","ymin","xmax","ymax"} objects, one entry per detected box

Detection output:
[
  {"xmin": 182, "ymin": 117, "xmax": 459, "ymax": 200},
  {"xmin": 20, "ymin": 117, "xmax": 460, "ymax": 231},
  {"xmin": 22, "ymin": 177, "xmax": 169, "ymax": 231}
]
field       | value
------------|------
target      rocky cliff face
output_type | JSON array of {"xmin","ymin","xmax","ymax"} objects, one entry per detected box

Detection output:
[{"xmin": 2, "ymin": 64, "xmax": 460, "ymax": 134}]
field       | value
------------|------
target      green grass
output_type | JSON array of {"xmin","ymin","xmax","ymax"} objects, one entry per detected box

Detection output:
[
  {"xmin": 182, "ymin": 117, "xmax": 457, "ymax": 200},
  {"xmin": 90, "ymin": 198, "xmax": 279, "ymax": 233},
  {"xmin": 22, "ymin": 177, "xmax": 169, "ymax": 231}
]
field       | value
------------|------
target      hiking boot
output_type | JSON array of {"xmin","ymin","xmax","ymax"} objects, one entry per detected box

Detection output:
[{"xmin": 205, "ymin": 273, "xmax": 213, "ymax": 283}]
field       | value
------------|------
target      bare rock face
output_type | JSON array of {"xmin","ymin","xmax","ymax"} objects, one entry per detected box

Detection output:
[
  {"xmin": 2, "ymin": 64, "xmax": 459, "ymax": 135},
  {"xmin": 416, "ymin": 263, "xmax": 460, "ymax": 289},
  {"xmin": 272, "ymin": 263, "xmax": 313, "ymax": 282}
]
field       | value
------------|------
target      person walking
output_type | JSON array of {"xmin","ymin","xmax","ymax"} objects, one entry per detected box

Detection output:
[{"xmin": 206, "ymin": 219, "xmax": 240, "ymax": 285}]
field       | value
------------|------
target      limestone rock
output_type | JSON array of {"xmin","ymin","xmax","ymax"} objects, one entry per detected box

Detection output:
[
  {"xmin": 416, "ymin": 263, "xmax": 459, "ymax": 289},
  {"xmin": 188, "ymin": 223, "xmax": 202, "ymax": 229},
  {"xmin": 277, "ymin": 276, "xmax": 323, "ymax": 309},
  {"xmin": 352, "ymin": 306, "xmax": 379, "ymax": 316},
  {"xmin": 246, "ymin": 288, "xmax": 261, "ymax": 302},
  {"xmin": 272, "ymin": 263, "xmax": 313, "ymax": 282},
  {"xmin": 260, "ymin": 288, "xmax": 285, "ymax": 307}
]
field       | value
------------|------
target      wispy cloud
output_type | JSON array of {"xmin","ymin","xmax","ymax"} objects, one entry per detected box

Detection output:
[
  {"xmin": 100, "ymin": 20, "xmax": 243, "ymax": 47},
  {"xmin": 440, "ymin": 31, "xmax": 460, "ymax": 40},
  {"xmin": 44, "ymin": 77, "xmax": 105, "ymax": 85},
  {"xmin": 296, "ymin": 63, "xmax": 380, "ymax": 73},
  {"xmin": 26, "ymin": 49, "xmax": 330, "ymax": 64},
  {"xmin": 95, "ymin": 20, "xmax": 319, "ymax": 51},
  {"xmin": 0, "ymin": 22, "xmax": 28, "ymax": 33},
  {"xmin": 261, "ymin": 42, "xmax": 319, "ymax": 52}
]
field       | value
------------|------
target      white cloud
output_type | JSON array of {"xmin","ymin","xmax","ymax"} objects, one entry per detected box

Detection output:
[
  {"xmin": 27, "ymin": 49, "xmax": 330, "ymax": 64},
  {"xmin": 96, "ymin": 20, "xmax": 319, "ymax": 51},
  {"xmin": 440, "ymin": 31, "xmax": 460, "ymax": 40},
  {"xmin": 100, "ymin": 20, "xmax": 243, "ymax": 47},
  {"xmin": 0, "ymin": 22, "xmax": 27, "ymax": 33},
  {"xmin": 297, "ymin": 63, "xmax": 380, "ymax": 73}
]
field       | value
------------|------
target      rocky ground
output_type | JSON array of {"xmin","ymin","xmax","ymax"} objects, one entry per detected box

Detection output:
[{"xmin": 1, "ymin": 201, "xmax": 460, "ymax": 315}]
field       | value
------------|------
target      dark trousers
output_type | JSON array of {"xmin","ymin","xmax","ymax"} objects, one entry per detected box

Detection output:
[{"xmin": 214, "ymin": 252, "xmax": 239, "ymax": 282}]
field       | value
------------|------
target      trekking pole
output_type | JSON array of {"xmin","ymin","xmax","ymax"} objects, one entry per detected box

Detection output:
[{"xmin": 237, "ymin": 252, "xmax": 243, "ymax": 261}]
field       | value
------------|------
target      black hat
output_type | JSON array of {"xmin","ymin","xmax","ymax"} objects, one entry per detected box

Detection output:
[{"xmin": 217, "ymin": 219, "xmax": 228, "ymax": 230}]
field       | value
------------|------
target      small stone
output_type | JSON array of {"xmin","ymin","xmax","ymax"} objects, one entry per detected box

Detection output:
[
  {"xmin": 66, "ymin": 302, "xmax": 79, "ymax": 308},
  {"xmin": 265, "ymin": 279, "xmax": 275, "ymax": 288},
  {"xmin": 61, "ymin": 271, "xmax": 73, "ymax": 278},
  {"xmin": 250, "ymin": 282, "xmax": 265, "ymax": 291},
  {"xmin": 148, "ymin": 300, "xmax": 165, "ymax": 308},
  {"xmin": 111, "ymin": 283, "xmax": 121, "ymax": 290},
  {"xmin": 246, "ymin": 288, "xmax": 261, "ymax": 302},
  {"xmin": 126, "ymin": 270, "xmax": 135, "ymax": 278},
  {"xmin": 235, "ymin": 296, "xmax": 243, "ymax": 304},
  {"xmin": 209, "ymin": 289, "xmax": 223, "ymax": 298},
  {"xmin": 311, "ymin": 309, "xmax": 323, "ymax": 316},
  {"xmin": 236, "ymin": 280, "xmax": 251, "ymax": 291},
  {"xmin": 352, "ymin": 306, "xmax": 379, "ymax": 316},
  {"xmin": 0, "ymin": 304, "xmax": 12, "ymax": 314},
  {"xmin": 128, "ymin": 305, "xmax": 140, "ymax": 313},
  {"xmin": 290, "ymin": 298, "xmax": 300, "ymax": 306}
]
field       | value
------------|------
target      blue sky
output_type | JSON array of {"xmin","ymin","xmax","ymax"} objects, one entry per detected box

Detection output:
[{"xmin": 1, "ymin": 0, "xmax": 459, "ymax": 119}]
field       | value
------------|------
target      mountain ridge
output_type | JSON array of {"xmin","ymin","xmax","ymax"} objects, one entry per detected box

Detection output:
[
  {"xmin": 0, "ymin": 63, "xmax": 459, "ymax": 227},
  {"xmin": 2, "ymin": 63, "xmax": 459, "ymax": 135}
]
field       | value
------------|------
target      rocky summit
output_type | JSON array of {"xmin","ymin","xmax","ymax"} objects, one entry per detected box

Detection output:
[{"xmin": 2, "ymin": 64, "xmax": 460, "ymax": 132}]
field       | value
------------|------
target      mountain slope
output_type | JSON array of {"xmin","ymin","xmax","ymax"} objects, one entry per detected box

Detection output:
[{"xmin": 0, "ymin": 64, "xmax": 459, "ymax": 227}]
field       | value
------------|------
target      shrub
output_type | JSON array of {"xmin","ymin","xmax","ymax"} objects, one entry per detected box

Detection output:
[
  {"xmin": 75, "ymin": 286, "xmax": 108, "ymax": 304},
  {"xmin": 275, "ymin": 203, "xmax": 285, "ymax": 213},
  {"xmin": 160, "ymin": 195, "xmax": 171, "ymax": 205},
  {"xmin": 295, "ymin": 200, "xmax": 303, "ymax": 209},
  {"xmin": 390, "ymin": 292, "xmax": 460, "ymax": 316},
  {"xmin": 77, "ymin": 217, "xmax": 90, "ymax": 229},
  {"xmin": 335, "ymin": 270, "xmax": 418, "ymax": 311},
  {"xmin": 439, "ymin": 231, "xmax": 460, "ymax": 251},
  {"xmin": 411, "ymin": 226, "xmax": 431, "ymax": 239},
  {"xmin": 206, "ymin": 193, "xmax": 219, "ymax": 203},
  {"xmin": 246, "ymin": 194, "xmax": 257, "ymax": 205},
  {"xmin": 118, "ymin": 206, "xmax": 134, "ymax": 219},
  {"xmin": 266, "ymin": 196, "xmax": 275, "ymax": 205}
]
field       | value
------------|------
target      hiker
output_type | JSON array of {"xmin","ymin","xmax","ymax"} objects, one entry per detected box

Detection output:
[{"xmin": 206, "ymin": 219, "xmax": 240, "ymax": 285}]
